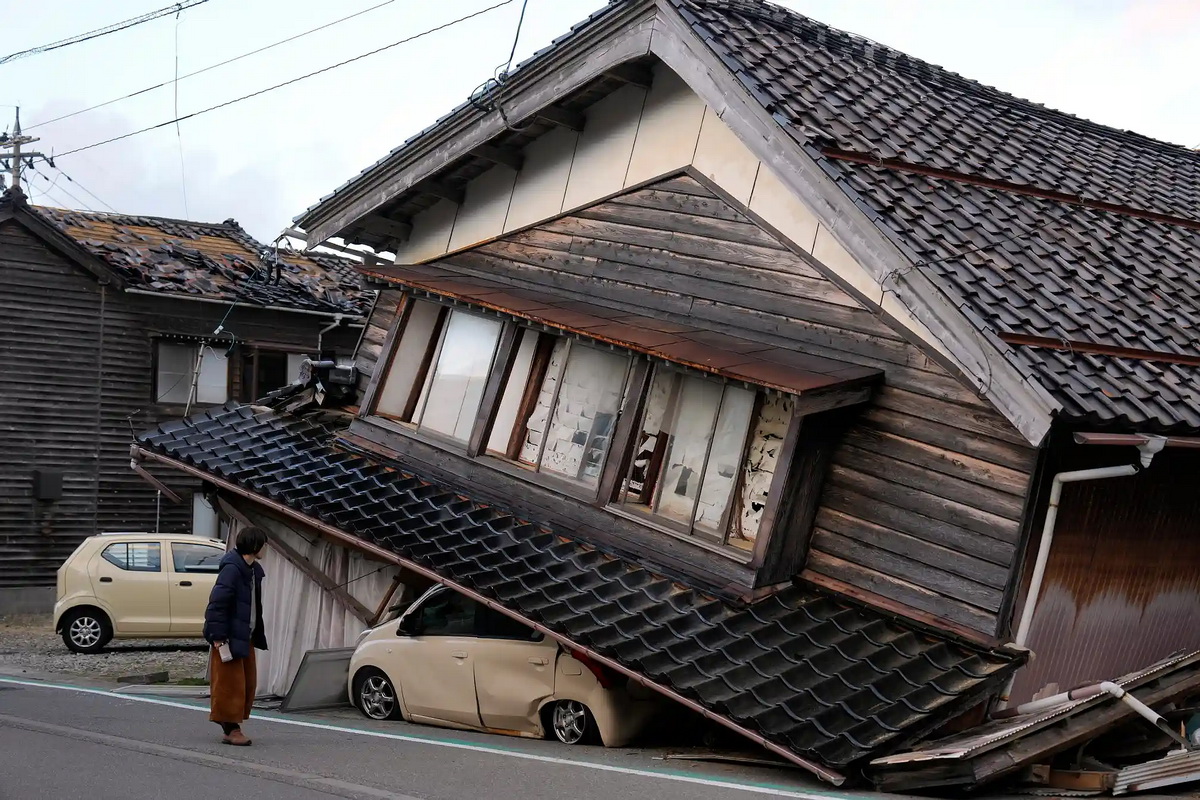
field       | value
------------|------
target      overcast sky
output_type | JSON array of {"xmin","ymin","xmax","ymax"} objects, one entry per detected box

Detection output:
[{"xmin": 2, "ymin": 0, "xmax": 1197, "ymax": 243}]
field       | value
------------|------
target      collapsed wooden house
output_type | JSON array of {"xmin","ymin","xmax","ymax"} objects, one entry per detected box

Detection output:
[{"xmin": 134, "ymin": 0, "xmax": 1200, "ymax": 787}]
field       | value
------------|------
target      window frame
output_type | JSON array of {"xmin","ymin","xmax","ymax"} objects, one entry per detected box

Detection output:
[
  {"xmin": 170, "ymin": 542, "xmax": 225, "ymax": 574},
  {"xmin": 153, "ymin": 339, "xmax": 231, "ymax": 407},
  {"xmin": 363, "ymin": 292, "xmax": 817, "ymax": 566},
  {"xmin": 101, "ymin": 541, "xmax": 163, "ymax": 573}
]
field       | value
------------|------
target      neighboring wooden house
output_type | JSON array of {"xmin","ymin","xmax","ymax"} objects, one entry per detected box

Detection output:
[
  {"xmin": 0, "ymin": 188, "xmax": 372, "ymax": 608},
  {"xmin": 136, "ymin": 0, "xmax": 1200, "ymax": 783}
]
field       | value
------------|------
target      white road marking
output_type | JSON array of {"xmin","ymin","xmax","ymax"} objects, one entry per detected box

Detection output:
[{"xmin": 0, "ymin": 676, "xmax": 854, "ymax": 799}]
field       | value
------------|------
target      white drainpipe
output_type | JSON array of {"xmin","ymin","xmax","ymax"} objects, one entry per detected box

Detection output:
[
  {"xmin": 994, "ymin": 435, "xmax": 1167, "ymax": 712},
  {"xmin": 317, "ymin": 313, "xmax": 344, "ymax": 354}
]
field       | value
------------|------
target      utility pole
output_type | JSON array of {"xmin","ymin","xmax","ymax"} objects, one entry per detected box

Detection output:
[{"xmin": 0, "ymin": 108, "xmax": 48, "ymax": 192}]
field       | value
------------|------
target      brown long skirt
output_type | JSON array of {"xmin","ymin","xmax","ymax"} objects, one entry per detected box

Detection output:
[{"xmin": 209, "ymin": 647, "xmax": 256, "ymax": 724}]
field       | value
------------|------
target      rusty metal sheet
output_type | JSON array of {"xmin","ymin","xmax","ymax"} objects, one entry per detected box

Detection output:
[
  {"xmin": 360, "ymin": 263, "xmax": 882, "ymax": 397},
  {"xmin": 1012, "ymin": 462, "xmax": 1200, "ymax": 705},
  {"xmin": 1114, "ymin": 749, "xmax": 1200, "ymax": 795}
]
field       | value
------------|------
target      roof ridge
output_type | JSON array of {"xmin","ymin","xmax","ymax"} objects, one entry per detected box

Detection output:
[{"xmin": 681, "ymin": 0, "xmax": 1200, "ymax": 162}]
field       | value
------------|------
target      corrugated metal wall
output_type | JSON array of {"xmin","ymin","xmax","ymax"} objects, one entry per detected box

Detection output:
[
  {"xmin": 0, "ymin": 218, "xmax": 363, "ymax": 589},
  {"xmin": 1011, "ymin": 449, "xmax": 1200, "ymax": 703}
]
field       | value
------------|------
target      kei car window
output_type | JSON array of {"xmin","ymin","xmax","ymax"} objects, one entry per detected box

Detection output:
[
  {"xmin": 171, "ymin": 543, "xmax": 224, "ymax": 573},
  {"xmin": 477, "ymin": 606, "xmax": 543, "ymax": 641},
  {"xmin": 417, "ymin": 590, "xmax": 476, "ymax": 636},
  {"xmin": 101, "ymin": 542, "xmax": 162, "ymax": 572}
]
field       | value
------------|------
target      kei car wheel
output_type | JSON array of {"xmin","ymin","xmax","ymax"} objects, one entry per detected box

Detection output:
[
  {"xmin": 61, "ymin": 609, "xmax": 112, "ymax": 654},
  {"xmin": 354, "ymin": 668, "xmax": 403, "ymax": 721},
  {"xmin": 549, "ymin": 699, "xmax": 595, "ymax": 745}
]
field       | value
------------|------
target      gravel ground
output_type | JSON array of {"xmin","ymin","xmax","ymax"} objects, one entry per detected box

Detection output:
[{"xmin": 0, "ymin": 615, "xmax": 208, "ymax": 682}]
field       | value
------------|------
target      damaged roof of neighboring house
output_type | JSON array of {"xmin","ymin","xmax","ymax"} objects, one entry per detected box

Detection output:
[
  {"xmin": 298, "ymin": 0, "xmax": 1200, "ymax": 434},
  {"xmin": 671, "ymin": 0, "xmax": 1200, "ymax": 432},
  {"xmin": 28, "ymin": 203, "xmax": 370, "ymax": 316},
  {"xmin": 135, "ymin": 398, "xmax": 1022, "ymax": 783}
]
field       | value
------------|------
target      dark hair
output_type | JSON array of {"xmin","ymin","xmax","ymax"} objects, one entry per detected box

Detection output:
[{"xmin": 235, "ymin": 526, "xmax": 268, "ymax": 556}]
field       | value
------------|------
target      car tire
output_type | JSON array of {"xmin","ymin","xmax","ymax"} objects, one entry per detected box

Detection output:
[
  {"xmin": 548, "ymin": 699, "xmax": 596, "ymax": 745},
  {"xmin": 61, "ymin": 608, "xmax": 112, "ymax": 654},
  {"xmin": 354, "ymin": 668, "xmax": 403, "ymax": 721}
]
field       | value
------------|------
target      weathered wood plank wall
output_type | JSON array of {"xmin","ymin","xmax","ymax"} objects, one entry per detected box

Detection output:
[
  {"xmin": 0, "ymin": 219, "xmax": 361, "ymax": 589},
  {"xmin": 369, "ymin": 173, "xmax": 1039, "ymax": 635}
]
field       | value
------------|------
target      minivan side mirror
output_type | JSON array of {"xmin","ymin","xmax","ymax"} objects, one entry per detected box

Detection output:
[{"xmin": 396, "ymin": 613, "xmax": 422, "ymax": 637}]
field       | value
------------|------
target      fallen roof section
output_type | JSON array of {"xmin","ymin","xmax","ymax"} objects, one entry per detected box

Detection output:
[
  {"xmin": 135, "ymin": 398, "xmax": 1022, "ymax": 784},
  {"xmin": 361, "ymin": 262, "xmax": 880, "ymax": 397},
  {"xmin": 869, "ymin": 650, "xmax": 1200, "ymax": 792}
]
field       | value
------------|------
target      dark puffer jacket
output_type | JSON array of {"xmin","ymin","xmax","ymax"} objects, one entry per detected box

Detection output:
[{"xmin": 203, "ymin": 551, "xmax": 268, "ymax": 660}]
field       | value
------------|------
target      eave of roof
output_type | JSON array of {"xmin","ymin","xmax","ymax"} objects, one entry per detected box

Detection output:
[{"xmin": 361, "ymin": 261, "xmax": 881, "ymax": 397}]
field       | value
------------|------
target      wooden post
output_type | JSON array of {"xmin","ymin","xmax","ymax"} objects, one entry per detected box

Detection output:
[{"xmin": 369, "ymin": 573, "xmax": 405, "ymax": 626}]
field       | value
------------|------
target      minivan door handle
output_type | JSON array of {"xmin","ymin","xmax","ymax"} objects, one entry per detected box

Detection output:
[
  {"xmin": 98, "ymin": 577, "xmax": 113, "ymax": 583},
  {"xmin": 451, "ymin": 651, "xmax": 468, "ymax": 660},
  {"xmin": 528, "ymin": 657, "xmax": 548, "ymax": 666},
  {"xmin": 179, "ymin": 581, "xmax": 193, "ymax": 587}
]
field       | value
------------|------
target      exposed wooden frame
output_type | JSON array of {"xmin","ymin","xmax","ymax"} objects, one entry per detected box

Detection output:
[
  {"xmin": 506, "ymin": 332, "xmax": 557, "ymax": 460},
  {"xmin": 358, "ymin": 292, "xmax": 411, "ymax": 417},
  {"xmin": 369, "ymin": 573, "xmax": 405, "ymax": 626},
  {"xmin": 535, "ymin": 104, "xmax": 586, "ymax": 132},
  {"xmin": 604, "ymin": 61, "xmax": 654, "ymax": 88},
  {"xmin": 598, "ymin": 358, "xmax": 652, "ymax": 504},
  {"xmin": 357, "ymin": 214, "xmax": 413, "ymax": 245},
  {"xmin": 472, "ymin": 144, "xmax": 524, "ymax": 171},
  {"xmin": 420, "ymin": 180, "xmax": 465, "ymax": 205},
  {"xmin": 266, "ymin": 529, "xmax": 375, "ymax": 625},
  {"xmin": 467, "ymin": 321, "xmax": 522, "ymax": 457}
]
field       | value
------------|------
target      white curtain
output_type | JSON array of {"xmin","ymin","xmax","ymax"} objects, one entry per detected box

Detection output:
[{"xmin": 250, "ymin": 522, "xmax": 398, "ymax": 697}]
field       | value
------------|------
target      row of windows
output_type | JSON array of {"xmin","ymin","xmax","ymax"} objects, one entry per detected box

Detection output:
[
  {"xmin": 101, "ymin": 542, "xmax": 224, "ymax": 573},
  {"xmin": 154, "ymin": 342, "xmax": 309, "ymax": 406},
  {"xmin": 374, "ymin": 302, "xmax": 793, "ymax": 554}
]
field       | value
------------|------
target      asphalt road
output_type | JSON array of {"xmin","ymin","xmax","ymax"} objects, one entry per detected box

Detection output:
[{"xmin": 0, "ymin": 676, "xmax": 858, "ymax": 800}]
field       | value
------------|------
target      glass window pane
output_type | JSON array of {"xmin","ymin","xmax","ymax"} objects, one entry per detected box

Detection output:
[
  {"xmin": 196, "ymin": 348, "xmax": 229, "ymax": 404},
  {"xmin": 728, "ymin": 394, "xmax": 794, "ymax": 551},
  {"xmin": 418, "ymin": 591, "xmax": 477, "ymax": 637},
  {"xmin": 375, "ymin": 301, "xmax": 443, "ymax": 417},
  {"xmin": 540, "ymin": 346, "xmax": 629, "ymax": 485},
  {"xmin": 156, "ymin": 343, "xmax": 194, "ymax": 403},
  {"xmin": 172, "ymin": 543, "xmax": 224, "ymax": 573},
  {"xmin": 623, "ymin": 369, "xmax": 676, "ymax": 505},
  {"xmin": 654, "ymin": 377, "xmax": 723, "ymax": 525},
  {"xmin": 517, "ymin": 338, "xmax": 570, "ymax": 464},
  {"xmin": 694, "ymin": 386, "xmax": 756, "ymax": 536},
  {"xmin": 127, "ymin": 543, "xmax": 162, "ymax": 572},
  {"xmin": 102, "ymin": 543, "xmax": 128, "ymax": 569},
  {"xmin": 486, "ymin": 329, "xmax": 541, "ymax": 455},
  {"xmin": 417, "ymin": 311, "xmax": 503, "ymax": 441}
]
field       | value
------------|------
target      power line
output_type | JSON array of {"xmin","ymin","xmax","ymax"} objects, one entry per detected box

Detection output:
[
  {"xmin": 30, "ymin": 165, "xmax": 95, "ymax": 211},
  {"xmin": 55, "ymin": 0, "xmax": 514, "ymax": 160},
  {"xmin": 28, "ymin": 0, "xmax": 398, "ymax": 131},
  {"xmin": 0, "ymin": 0, "xmax": 213, "ymax": 66},
  {"xmin": 49, "ymin": 164, "xmax": 119, "ymax": 212}
]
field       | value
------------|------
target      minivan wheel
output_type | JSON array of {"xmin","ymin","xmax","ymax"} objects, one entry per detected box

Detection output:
[
  {"xmin": 61, "ymin": 609, "xmax": 112, "ymax": 654},
  {"xmin": 549, "ymin": 700, "xmax": 595, "ymax": 745},
  {"xmin": 354, "ymin": 668, "xmax": 402, "ymax": 721}
]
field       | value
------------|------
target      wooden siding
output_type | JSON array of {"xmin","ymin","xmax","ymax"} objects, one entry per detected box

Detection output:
[
  {"xmin": 407, "ymin": 174, "xmax": 1038, "ymax": 635},
  {"xmin": 0, "ymin": 219, "xmax": 361, "ymax": 589},
  {"xmin": 353, "ymin": 289, "xmax": 405, "ymax": 395}
]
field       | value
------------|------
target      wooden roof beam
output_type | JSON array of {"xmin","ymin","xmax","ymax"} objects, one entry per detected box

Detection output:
[
  {"xmin": 605, "ymin": 62, "xmax": 653, "ymax": 89},
  {"xmin": 358, "ymin": 214, "xmax": 413, "ymax": 243},
  {"xmin": 535, "ymin": 104, "xmax": 585, "ymax": 132},
  {"xmin": 421, "ymin": 180, "xmax": 465, "ymax": 205},
  {"xmin": 472, "ymin": 144, "xmax": 524, "ymax": 171}
]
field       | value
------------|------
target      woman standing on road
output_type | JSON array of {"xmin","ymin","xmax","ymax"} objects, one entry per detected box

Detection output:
[{"xmin": 203, "ymin": 526, "xmax": 269, "ymax": 746}]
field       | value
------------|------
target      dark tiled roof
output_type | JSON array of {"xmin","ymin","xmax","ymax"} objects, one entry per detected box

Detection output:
[
  {"xmin": 362, "ymin": 262, "xmax": 880, "ymax": 396},
  {"xmin": 33, "ymin": 206, "xmax": 371, "ymax": 316},
  {"xmin": 673, "ymin": 0, "xmax": 1200, "ymax": 431},
  {"xmin": 137, "ymin": 400, "xmax": 1021, "ymax": 777}
]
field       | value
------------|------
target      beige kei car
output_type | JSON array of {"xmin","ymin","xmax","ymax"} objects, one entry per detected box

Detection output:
[
  {"xmin": 349, "ymin": 585, "xmax": 661, "ymax": 746},
  {"xmin": 54, "ymin": 533, "xmax": 226, "ymax": 653}
]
